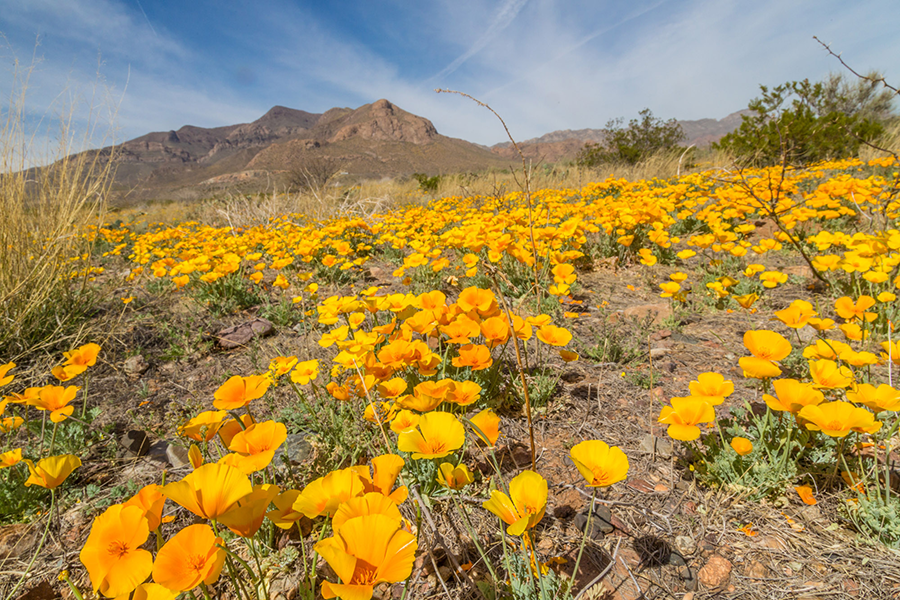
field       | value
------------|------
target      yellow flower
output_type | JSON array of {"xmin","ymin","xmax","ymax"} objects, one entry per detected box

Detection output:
[
  {"xmin": 847, "ymin": 384, "xmax": 900, "ymax": 412},
  {"xmin": 730, "ymin": 437, "xmax": 753, "ymax": 456},
  {"xmin": 397, "ymin": 411, "xmax": 465, "ymax": 459},
  {"xmin": 469, "ymin": 408, "xmax": 500, "ymax": 446},
  {"xmin": 79, "ymin": 504, "xmax": 153, "ymax": 597},
  {"xmin": 808, "ymin": 359, "xmax": 854, "ymax": 389},
  {"xmin": 798, "ymin": 401, "xmax": 881, "ymax": 437},
  {"xmin": 212, "ymin": 374, "xmax": 270, "ymax": 410},
  {"xmin": 152, "ymin": 524, "xmax": 226, "ymax": 592},
  {"xmin": 763, "ymin": 378, "xmax": 824, "ymax": 413},
  {"xmin": 437, "ymin": 462, "xmax": 474, "ymax": 490},
  {"xmin": 688, "ymin": 372, "xmax": 733, "ymax": 405},
  {"xmin": 658, "ymin": 397, "xmax": 716, "ymax": 441},
  {"xmin": 23, "ymin": 454, "xmax": 81, "ymax": 489},
  {"xmin": 569, "ymin": 440, "xmax": 629, "ymax": 488},
  {"xmin": 483, "ymin": 470, "xmax": 547, "ymax": 536},
  {"xmin": 162, "ymin": 462, "xmax": 252, "ymax": 520}
]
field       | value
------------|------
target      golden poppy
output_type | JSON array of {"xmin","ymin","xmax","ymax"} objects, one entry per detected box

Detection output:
[
  {"xmin": 64, "ymin": 343, "xmax": 101, "ymax": 368},
  {"xmin": 658, "ymin": 397, "xmax": 716, "ymax": 441},
  {"xmin": 179, "ymin": 410, "xmax": 228, "ymax": 442},
  {"xmin": 569, "ymin": 440, "xmax": 629, "ymax": 487},
  {"xmin": 762, "ymin": 379, "xmax": 824, "ymax": 413},
  {"xmin": 268, "ymin": 356, "xmax": 299, "ymax": 378},
  {"xmin": 218, "ymin": 484, "xmax": 281, "ymax": 537},
  {"xmin": 536, "ymin": 325, "xmax": 573, "ymax": 347},
  {"xmin": 162, "ymin": 462, "xmax": 252, "ymax": 520},
  {"xmin": 688, "ymin": 372, "xmax": 734, "ymax": 405},
  {"xmin": 437, "ymin": 462, "xmax": 474, "ymax": 490},
  {"xmin": 212, "ymin": 374, "xmax": 270, "ymax": 410},
  {"xmin": 773, "ymin": 300, "xmax": 817, "ymax": 329},
  {"xmin": 290, "ymin": 359, "xmax": 319, "ymax": 385},
  {"xmin": 265, "ymin": 489, "xmax": 305, "ymax": 529},
  {"xmin": 23, "ymin": 454, "xmax": 81, "ymax": 489},
  {"xmin": 331, "ymin": 492, "xmax": 404, "ymax": 531},
  {"xmin": 216, "ymin": 413, "xmax": 255, "ymax": 447},
  {"xmin": 834, "ymin": 296, "xmax": 877, "ymax": 322},
  {"xmin": 847, "ymin": 383, "xmax": 900, "ymax": 412},
  {"xmin": 389, "ymin": 410, "xmax": 420, "ymax": 434},
  {"xmin": 226, "ymin": 420, "xmax": 288, "ymax": 473},
  {"xmin": 730, "ymin": 437, "xmax": 753, "ymax": 456},
  {"xmin": 743, "ymin": 330, "xmax": 792, "ymax": 361},
  {"xmin": 452, "ymin": 344, "xmax": 493, "ymax": 370},
  {"xmin": 468, "ymin": 409, "xmax": 500, "ymax": 446},
  {"xmin": 30, "ymin": 385, "xmax": 80, "ymax": 423},
  {"xmin": 122, "ymin": 484, "xmax": 166, "ymax": 531},
  {"xmin": 315, "ymin": 514, "xmax": 417, "ymax": 600},
  {"xmin": 397, "ymin": 411, "xmax": 465, "ymax": 459},
  {"xmin": 355, "ymin": 454, "xmax": 408, "ymax": 504},
  {"xmin": 795, "ymin": 485, "xmax": 817, "ymax": 505},
  {"xmin": 79, "ymin": 504, "xmax": 152, "ymax": 598},
  {"xmin": 151, "ymin": 524, "xmax": 226, "ymax": 592},
  {"xmin": 293, "ymin": 467, "xmax": 367, "ymax": 518},
  {"xmin": 808, "ymin": 359, "xmax": 854, "ymax": 389},
  {"xmin": 483, "ymin": 470, "xmax": 547, "ymax": 536},
  {"xmin": 0, "ymin": 448, "xmax": 22, "ymax": 469},
  {"xmin": 446, "ymin": 380, "xmax": 482, "ymax": 406},
  {"xmin": 0, "ymin": 362, "xmax": 15, "ymax": 387},
  {"xmin": 798, "ymin": 401, "xmax": 881, "ymax": 437}
]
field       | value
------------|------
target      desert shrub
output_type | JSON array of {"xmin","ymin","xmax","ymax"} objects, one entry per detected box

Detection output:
[{"xmin": 577, "ymin": 108, "xmax": 686, "ymax": 167}]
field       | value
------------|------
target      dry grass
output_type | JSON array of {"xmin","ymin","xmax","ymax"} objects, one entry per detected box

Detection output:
[
  {"xmin": 859, "ymin": 119, "xmax": 900, "ymax": 161},
  {"xmin": 0, "ymin": 63, "xmax": 115, "ymax": 358}
]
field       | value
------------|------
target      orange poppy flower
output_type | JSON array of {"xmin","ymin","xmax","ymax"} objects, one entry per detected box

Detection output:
[
  {"xmin": 688, "ymin": 372, "xmax": 734, "ymax": 405},
  {"xmin": 468, "ymin": 409, "xmax": 500, "ymax": 446},
  {"xmin": 397, "ymin": 411, "xmax": 465, "ymax": 459},
  {"xmin": 446, "ymin": 380, "xmax": 482, "ymax": 406},
  {"xmin": 218, "ymin": 484, "xmax": 281, "ymax": 537},
  {"xmin": 315, "ymin": 514, "xmax": 417, "ymax": 600},
  {"xmin": 293, "ymin": 468, "xmax": 367, "ymax": 518},
  {"xmin": 30, "ymin": 385, "xmax": 80, "ymax": 423},
  {"xmin": 808, "ymin": 359, "xmax": 854, "ymax": 389},
  {"xmin": 834, "ymin": 296, "xmax": 877, "ymax": 322},
  {"xmin": 437, "ymin": 462, "xmax": 475, "ymax": 490},
  {"xmin": 122, "ymin": 483, "xmax": 166, "ymax": 531},
  {"xmin": 331, "ymin": 492, "xmax": 404, "ymax": 531},
  {"xmin": 390, "ymin": 410, "xmax": 420, "ymax": 434},
  {"xmin": 0, "ymin": 448, "xmax": 22, "ymax": 469},
  {"xmin": 290, "ymin": 359, "xmax": 319, "ymax": 385},
  {"xmin": 79, "ymin": 504, "xmax": 152, "ymax": 598},
  {"xmin": 162, "ymin": 462, "xmax": 252, "ymax": 520},
  {"xmin": 536, "ymin": 325, "xmax": 573, "ymax": 347},
  {"xmin": 354, "ymin": 453, "xmax": 408, "ymax": 504},
  {"xmin": 798, "ymin": 401, "xmax": 881, "ymax": 437},
  {"xmin": 847, "ymin": 383, "xmax": 900, "ymax": 412},
  {"xmin": 377, "ymin": 378, "xmax": 408, "ymax": 399},
  {"xmin": 743, "ymin": 330, "xmax": 792, "ymax": 361},
  {"xmin": 226, "ymin": 420, "xmax": 288, "ymax": 473},
  {"xmin": 268, "ymin": 356, "xmax": 299, "ymax": 378},
  {"xmin": 773, "ymin": 300, "xmax": 817, "ymax": 329},
  {"xmin": 480, "ymin": 317, "xmax": 510, "ymax": 348},
  {"xmin": 569, "ymin": 440, "xmax": 629, "ymax": 487},
  {"xmin": 763, "ymin": 379, "xmax": 824, "ymax": 413},
  {"xmin": 212, "ymin": 374, "xmax": 271, "ymax": 410},
  {"xmin": 217, "ymin": 413, "xmax": 255, "ymax": 447},
  {"xmin": 123, "ymin": 583, "xmax": 178, "ymax": 600},
  {"xmin": 64, "ymin": 343, "xmax": 101, "ymax": 368},
  {"xmin": 151, "ymin": 524, "xmax": 226, "ymax": 592},
  {"xmin": 265, "ymin": 489, "xmax": 305, "ymax": 529},
  {"xmin": 51, "ymin": 364, "xmax": 85, "ymax": 382},
  {"xmin": 658, "ymin": 397, "xmax": 716, "ymax": 441},
  {"xmin": 483, "ymin": 470, "xmax": 547, "ymax": 536},
  {"xmin": 0, "ymin": 362, "xmax": 15, "ymax": 387},
  {"xmin": 452, "ymin": 344, "xmax": 492, "ymax": 370},
  {"xmin": 23, "ymin": 454, "xmax": 81, "ymax": 489},
  {"xmin": 730, "ymin": 437, "xmax": 753, "ymax": 456},
  {"xmin": 795, "ymin": 485, "xmax": 817, "ymax": 505},
  {"xmin": 440, "ymin": 316, "xmax": 482, "ymax": 344},
  {"xmin": 457, "ymin": 286, "xmax": 497, "ymax": 316},
  {"xmin": 179, "ymin": 410, "xmax": 228, "ymax": 442}
]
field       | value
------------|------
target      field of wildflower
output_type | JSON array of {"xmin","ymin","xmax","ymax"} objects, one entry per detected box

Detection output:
[{"xmin": 1, "ymin": 155, "xmax": 900, "ymax": 600}]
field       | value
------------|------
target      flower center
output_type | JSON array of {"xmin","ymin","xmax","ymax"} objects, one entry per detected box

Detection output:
[
  {"xmin": 351, "ymin": 559, "xmax": 379, "ymax": 585},
  {"xmin": 107, "ymin": 541, "xmax": 130, "ymax": 558},
  {"xmin": 825, "ymin": 420, "xmax": 844, "ymax": 431}
]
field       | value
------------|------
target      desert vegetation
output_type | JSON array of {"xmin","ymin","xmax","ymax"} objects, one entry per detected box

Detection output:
[{"xmin": 2, "ymin": 60, "xmax": 900, "ymax": 600}]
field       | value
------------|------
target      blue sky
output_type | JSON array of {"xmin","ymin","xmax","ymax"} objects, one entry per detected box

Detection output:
[{"xmin": 2, "ymin": 0, "xmax": 898, "ymax": 150}]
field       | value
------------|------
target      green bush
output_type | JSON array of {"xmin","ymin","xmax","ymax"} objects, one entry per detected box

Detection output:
[
  {"xmin": 714, "ymin": 72, "xmax": 894, "ymax": 165},
  {"xmin": 577, "ymin": 108, "xmax": 686, "ymax": 166}
]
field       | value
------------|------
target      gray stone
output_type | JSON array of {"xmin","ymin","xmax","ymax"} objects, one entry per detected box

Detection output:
[
  {"xmin": 573, "ymin": 505, "xmax": 614, "ymax": 539},
  {"xmin": 119, "ymin": 430, "xmax": 150, "ymax": 458},
  {"xmin": 217, "ymin": 318, "xmax": 276, "ymax": 349},
  {"xmin": 166, "ymin": 443, "xmax": 191, "ymax": 468},
  {"xmin": 272, "ymin": 433, "xmax": 312, "ymax": 468},
  {"xmin": 639, "ymin": 434, "xmax": 673, "ymax": 458},
  {"xmin": 124, "ymin": 354, "xmax": 149, "ymax": 376},
  {"xmin": 675, "ymin": 535, "xmax": 697, "ymax": 556}
]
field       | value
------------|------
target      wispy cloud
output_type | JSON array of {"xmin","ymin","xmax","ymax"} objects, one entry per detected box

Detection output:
[{"xmin": 431, "ymin": 0, "xmax": 530, "ymax": 81}]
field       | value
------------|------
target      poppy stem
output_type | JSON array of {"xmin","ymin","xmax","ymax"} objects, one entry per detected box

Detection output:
[
  {"xmin": 4, "ymin": 490, "xmax": 54, "ymax": 600},
  {"xmin": 571, "ymin": 489, "xmax": 596, "ymax": 585},
  {"xmin": 79, "ymin": 372, "xmax": 91, "ymax": 421}
]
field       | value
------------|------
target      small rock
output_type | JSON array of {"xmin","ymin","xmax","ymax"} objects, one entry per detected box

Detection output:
[
  {"xmin": 17, "ymin": 581, "xmax": 58, "ymax": 600},
  {"xmin": 124, "ymin": 354, "xmax": 149, "ymax": 376},
  {"xmin": 626, "ymin": 478, "xmax": 655, "ymax": 494},
  {"xmin": 698, "ymin": 555, "xmax": 732, "ymax": 589},
  {"xmin": 679, "ymin": 567, "xmax": 698, "ymax": 591},
  {"xmin": 650, "ymin": 329, "xmax": 672, "ymax": 341},
  {"xmin": 438, "ymin": 566, "xmax": 452, "ymax": 581},
  {"xmin": 217, "ymin": 318, "xmax": 275, "ymax": 349},
  {"xmin": 272, "ymin": 433, "xmax": 312, "ymax": 467},
  {"xmin": 674, "ymin": 535, "xmax": 696, "ymax": 556},
  {"xmin": 618, "ymin": 302, "xmax": 673, "ymax": 325},
  {"xmin": 119, "ymin": 430, "xmax": 150, "ymax": 458},
  {"xmin": 166, "ymin": 443, "xmax": 191, "ymax": 468},
  {"xmin": 649, "ymin": 347, "xmax": 670, "ymax": 358},
  {"xmin": 639, "ymin": 434, "xmax": 673, "ymax": 458},
  {"xmin": 842, "ymin": 578, "xmax": 860, "ymax": 597},
  {"xmin": 653, "ymin": 484, "xmax": 670, "ymax": 493},
  {"xmin": 744, "ymin": 559, "xmax": 768, "ymax": 579},
  {"xmin": 573, "ymin": 505, "xmax": 614, "ymax": 539}
]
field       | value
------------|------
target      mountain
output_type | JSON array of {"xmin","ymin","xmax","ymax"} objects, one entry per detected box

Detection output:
[
  {"xmin": 105, "ymin": 100, "xmax": 510, "ymax": 202},
  {"xmin": 490, "ymin": 110, "xmax": 750, "ymax": 162}
]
